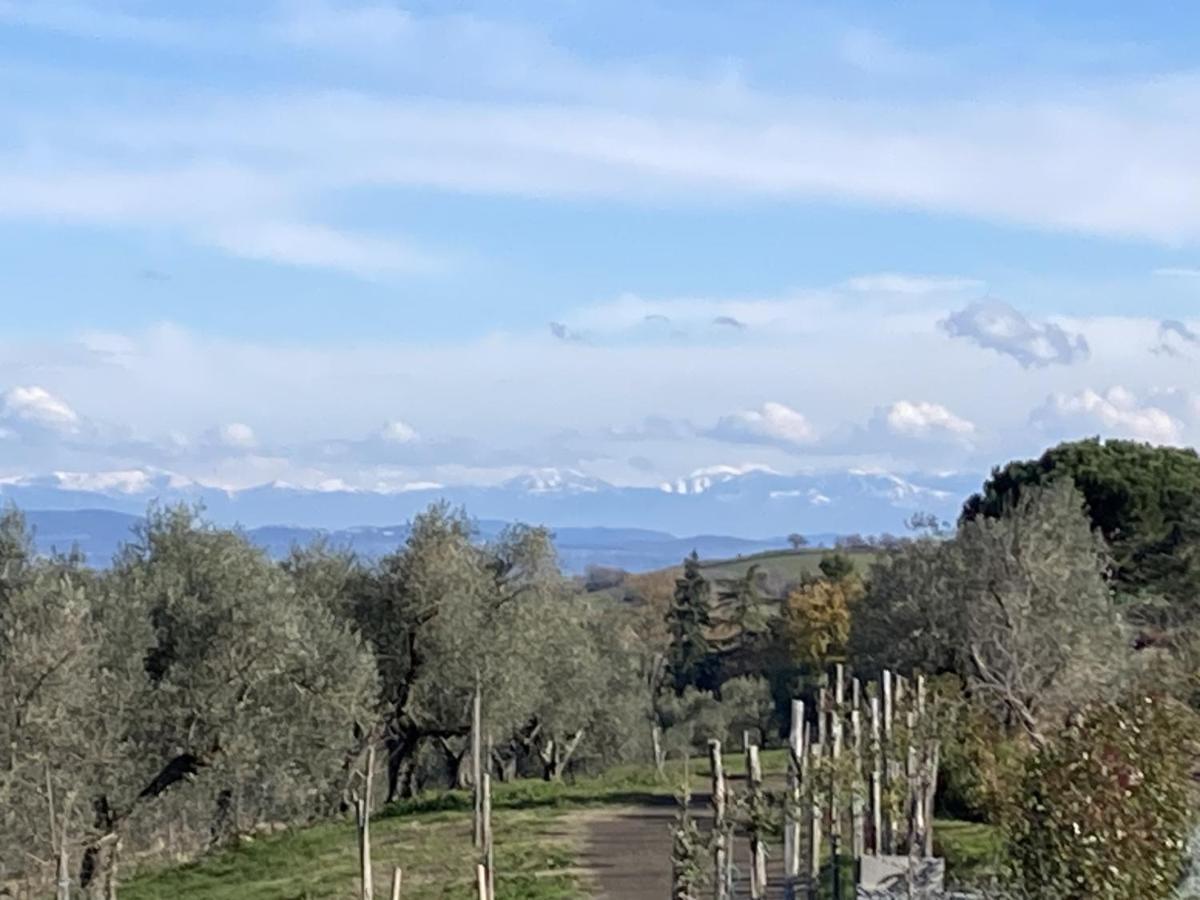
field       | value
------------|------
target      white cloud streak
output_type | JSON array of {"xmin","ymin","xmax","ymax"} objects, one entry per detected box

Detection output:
[{"xmin": 5, "ymin": 4, "xmax": 1200, "ymax": 280}]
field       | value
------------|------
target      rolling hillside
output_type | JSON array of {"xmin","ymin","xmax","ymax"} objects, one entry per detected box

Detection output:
[{"xmin": 698, "ymin": 546, "xmax": 878, "ymax": 585}]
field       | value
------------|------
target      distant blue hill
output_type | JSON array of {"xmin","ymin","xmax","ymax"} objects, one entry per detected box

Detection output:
[
  {"xmin": 6, "ymin": 464, "xmax": 978, "ymax": 572},
  {"xmin": 20, "ymin": 508, "xmax": 835, "ymax": 574}
]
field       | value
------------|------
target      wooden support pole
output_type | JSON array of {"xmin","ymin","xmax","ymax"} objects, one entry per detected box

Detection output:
[
  {"xmin": 807, "ymin": 741, "xmax": 822, "ymax": 900},
  {"xmin": 55, "ymin": 817, "xmax": 69, "ymax": 900},
  {"xmin": 651, "ymin": 723, "xmax": 665, "ymax": 779},
  {"xmin": 830, "ymin": 691, "xmax": 843, "ymax": 900},
  {"xmin": 881, "ymin": 671, "xmax": 895, "ymax": 855},
  {"xmin": 817, "ymin": 686, "xmax": 828, "ymax": 747},
  {"xmin": 708, "ymin": 739, "xmax": 729, "ymax": 900},
  {"xmin": 389, "ymin": 867, "xmax": 402, "ymax": 900},
  {"xmin": 358, "ymin": 745, "xmax": 375, "ymax": 900},
  {"xmin": 482, "ymin": 772, "xmax": 495, "ymax": 900},
  {"xmin": 924, "ymin": 742, "xmax": 940, "ymax": 859},
  {"xmin": 747, "ymin": 744, "xmax": 767, "ymax": 899},
  {"xmin": 850, "ymin": 707, "xmax": 864, "ymax": 861},
  {"xmin": 785, "ymin": 700, "xmax": 804, "ymax": 899},
  {"xmin": 472, "ymin": 684, "xmax": 483, "ymax": 849},
  {"xmin": 906, "ymin": 710, "xmax": 919, "ymax": 856},
  {"xmin": 476, "ymin": 864, "xmax": 488, "ymax": 900},
  {"xmin": 869, "ymin": 694, "xmax": 882, "ymax": 856}
]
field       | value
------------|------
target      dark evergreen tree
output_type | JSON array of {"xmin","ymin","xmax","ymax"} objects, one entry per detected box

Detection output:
[
  {"xmin": 716, "ymin": 563, "xmax": 771, "ymax": 653},
  {"xmin": 818, "ymin": 552, "xmax": 856, "ymax": 582},
  {"xmin": 666, "ymin": 552, "xmax": 716, "ymax": 694},
  {"xmin": 963, "ymin": 438, "xmax": 1200, "ymax": 617}
]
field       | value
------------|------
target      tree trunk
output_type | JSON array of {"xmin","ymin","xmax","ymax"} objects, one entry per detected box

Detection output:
[
  {"xmin": 79, "ymin": 835, "xmax": 119, "ymax": 900},
  {"xmin": 385, "ymin": 733, "xmax": 419, "ymax": 802}
]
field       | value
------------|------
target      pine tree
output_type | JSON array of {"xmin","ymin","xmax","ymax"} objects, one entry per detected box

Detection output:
[
  {"xmin": 666, "ymin": 552, "xmax": 715, "ymax": 694},
  {"xmin": 716, "ymin": 563, "xmax": 771, "ymax": 652}
]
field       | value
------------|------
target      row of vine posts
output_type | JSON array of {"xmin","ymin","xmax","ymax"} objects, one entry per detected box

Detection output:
[
  {"xmin": 678, "ymin": 665, "xmax": 943, "ymax": 899},
  {"xmin": 352, "ymin": 682, "xmax": 494, "ymax": 900}
]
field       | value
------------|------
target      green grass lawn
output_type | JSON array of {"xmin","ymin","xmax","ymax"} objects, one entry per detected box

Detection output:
[
  {"xmin": 699, "ymin": 548, "xmax": 878, "ymax": 585},
  {"xmin": 122, "ymin": 763, "xmax": 671, "ymax": 900},
  {"xmin": 123, "ymin": 755, "xmax": 997, "ymax": 900}
]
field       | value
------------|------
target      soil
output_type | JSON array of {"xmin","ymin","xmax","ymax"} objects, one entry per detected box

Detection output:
[{"xmin": 575, "ymin": 789, "xmax": 802, "ymax": 899}]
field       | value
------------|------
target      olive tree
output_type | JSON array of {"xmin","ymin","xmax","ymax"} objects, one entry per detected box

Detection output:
[
  {"xmin": 0, "ymin": 510, "xmax": 103, "ymax": 890},
  {"xmin": 78, "ymin": 506, "xmax": 377, "ymax": 897},
  {"xmin": 956, "ymin": 481, "xmax": 1127, "ymax": 744},
  {"xmin": 852, "ymin": 482, "xmax": 1127, "ymax": 746}
]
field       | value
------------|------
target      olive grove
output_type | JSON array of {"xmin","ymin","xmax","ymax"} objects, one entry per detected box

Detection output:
[{"xmin": 0, "ymin": 503, "xmax": 654, "ymax": 897}]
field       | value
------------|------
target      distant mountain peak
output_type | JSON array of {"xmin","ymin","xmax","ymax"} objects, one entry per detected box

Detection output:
[
  {"xmin": 505, "ymin": 468, "xmax": 608, "ymax": 494},
  {"xmin": 660, "ymin": 463, "xmax": 780, "ymax": 495}
]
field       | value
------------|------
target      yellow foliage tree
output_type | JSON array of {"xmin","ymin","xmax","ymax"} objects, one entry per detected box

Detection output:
[{"xmin": 781, "ymin": 575, "xmax": 863, "ymax": 668}]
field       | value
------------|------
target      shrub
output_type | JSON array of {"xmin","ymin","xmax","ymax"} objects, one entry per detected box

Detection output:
[
  {"xmin": 933, "ymin": 678, "xmax": 1027, "ymax": 824},
  {"xmin": 1004, "ymin": 695, "xmax": 1199, "ymax": 899}
]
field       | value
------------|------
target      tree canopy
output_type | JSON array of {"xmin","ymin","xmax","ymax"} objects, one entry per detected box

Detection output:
[{"xmin": 962, "ymin": 438, "xmax": 1200, "ymax": 611}]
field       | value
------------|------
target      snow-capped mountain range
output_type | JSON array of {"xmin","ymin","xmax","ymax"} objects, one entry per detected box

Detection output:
[{"xmin": 0, "ymin": 464, "xmax": 980, "ymax": 539}]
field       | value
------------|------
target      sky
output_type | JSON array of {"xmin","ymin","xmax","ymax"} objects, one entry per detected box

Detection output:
[{"xmin": 1, "ymin": 0, "xmax": 1199, "ymax": 495}]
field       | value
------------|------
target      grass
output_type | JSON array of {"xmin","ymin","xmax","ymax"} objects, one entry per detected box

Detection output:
[
  {"xmin": 699, "ymin": 548, "xmax": 878, "ymax": 585},
  {"xmin": 122, "ymin": 764, "xmax": 675, "ymax": 900},
  {"xmin": 122, "ymin": 754, "xmax": 997, "ymax": 900}
]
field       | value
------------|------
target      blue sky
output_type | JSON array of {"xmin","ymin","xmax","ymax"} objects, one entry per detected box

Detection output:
[{"xmin": 1, "ymin": 0, "xmax": 1198, "ymax": 495}]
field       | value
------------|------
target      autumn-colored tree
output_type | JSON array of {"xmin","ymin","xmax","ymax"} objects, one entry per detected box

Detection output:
[{"xmin": 780, "ymin": 574, "xmax": 863, "ymax": 668}]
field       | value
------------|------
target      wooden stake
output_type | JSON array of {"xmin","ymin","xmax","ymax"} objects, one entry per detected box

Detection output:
[
  {"xmin": 55, "ymin": 813, "xmax": 69, "ymax": 900},
  {"xmin": 881, "ymin": 671, "xmax": 895, "ymax": 855},
  {"xmin": 747, "ymin": 744, "xmax": 767, "ymax": 899},
  {"xmin": 651, "ymin": 723, "xmax": 665, "ymax": 779},
  {"xmin": 389, "ymin": 867, "xmax": 402, "ymax": 900},
  {"xmin": 807, "ymin": 741, "xmax": 822, "ymax": 900},
  {"xmin": 708, "ymin": 739, "xmax": 729, "ymax": 900},
  {"xmin": 817, "ymin": 687, "xmax": 828, "ymax": 747},
  {"xmin": 358, "ymin": 745, "xmax": 376, "ymax": 900},
  {"xmin": 472, "ymin": 683, "xmax": 483, "ymax": 849},
  {"xmin": 785, "ymin": 700, "xmax": 804, "ymax": 899},
  {"xmin": 482, "ymin": 772, "xmax": 495, "ymax": 900},
  {"xmin": 869, "ymin": 694, "xmax": 882, "ymax": 855},
  {"xmin": 906, "ymin": 710, "xmax": 919, "ymax": 855},
  {"xmin": 850, "ymin": 707, "xmax": 864, "ymax": 861},
  {"xmin": 476, "ymin": 863, "xmax": 488, "ymax": 900},
  {"xmin": 924, "ymin": 742, "xmax": 940, "ymax": 858}
]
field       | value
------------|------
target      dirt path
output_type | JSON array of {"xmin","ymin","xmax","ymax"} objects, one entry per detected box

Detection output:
[
  {"xmin": 576, "ymin": 790, "xmax": 793, "ymax": 899},
  {"xmin": 575, "ymin": 799, "xmax": 677, "ymax": 899}
]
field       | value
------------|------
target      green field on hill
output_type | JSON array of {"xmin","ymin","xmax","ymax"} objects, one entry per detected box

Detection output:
[{"xmin": 699, "ymin": 547, "xmax": 878, "ymax": 585}]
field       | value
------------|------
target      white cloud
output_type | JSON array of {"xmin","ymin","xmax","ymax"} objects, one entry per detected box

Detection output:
[
  {"xmin": 1, "ymin": 385, "xmax": 80, "ymax": 433},
  {"xmin": 52, "ymin": 469, "xmax": 156, "ymax": 494},
  {"xmin": 207, "ymin": 221, "xmax": 442, "ymax": 276},
  {"xmin": 884, "ymin": 400, "xmax": 975, "ymax": 438},
  {"xmin": 843, "ymin": 273, "xmax": 982, "ymax": 295},
  {"xmin": 1152, "ymin": 267, "xmax": 1200, "ymax": 278},
  {"xmin": 378, "ymin": 420, "xmax": 419, "ymax": 444},
  {"xmin": 212, "ymin": 422, "xmax": 258, "ymax": 450},
  {"xmin": 8, "ymin": 9, "xmax": 1200, "ymax": 276},
  {"xmin": 1032, "ymin": 387, "xmax": 1184, "ymax": 445},
  {"xmin": 1152, "ymin": 319, "xmax": 1200, "ymax": 357},
  {"xmin": 709, "ymin": 402, "xmax": 816, "ymax": 448},
  {"xmin": 0, "ymin": 301, "xmax": 1194, "ymax": 491},
  {"xmin": 942, "ymin": 300, "xmax": 1090, "ymax": 368}
]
